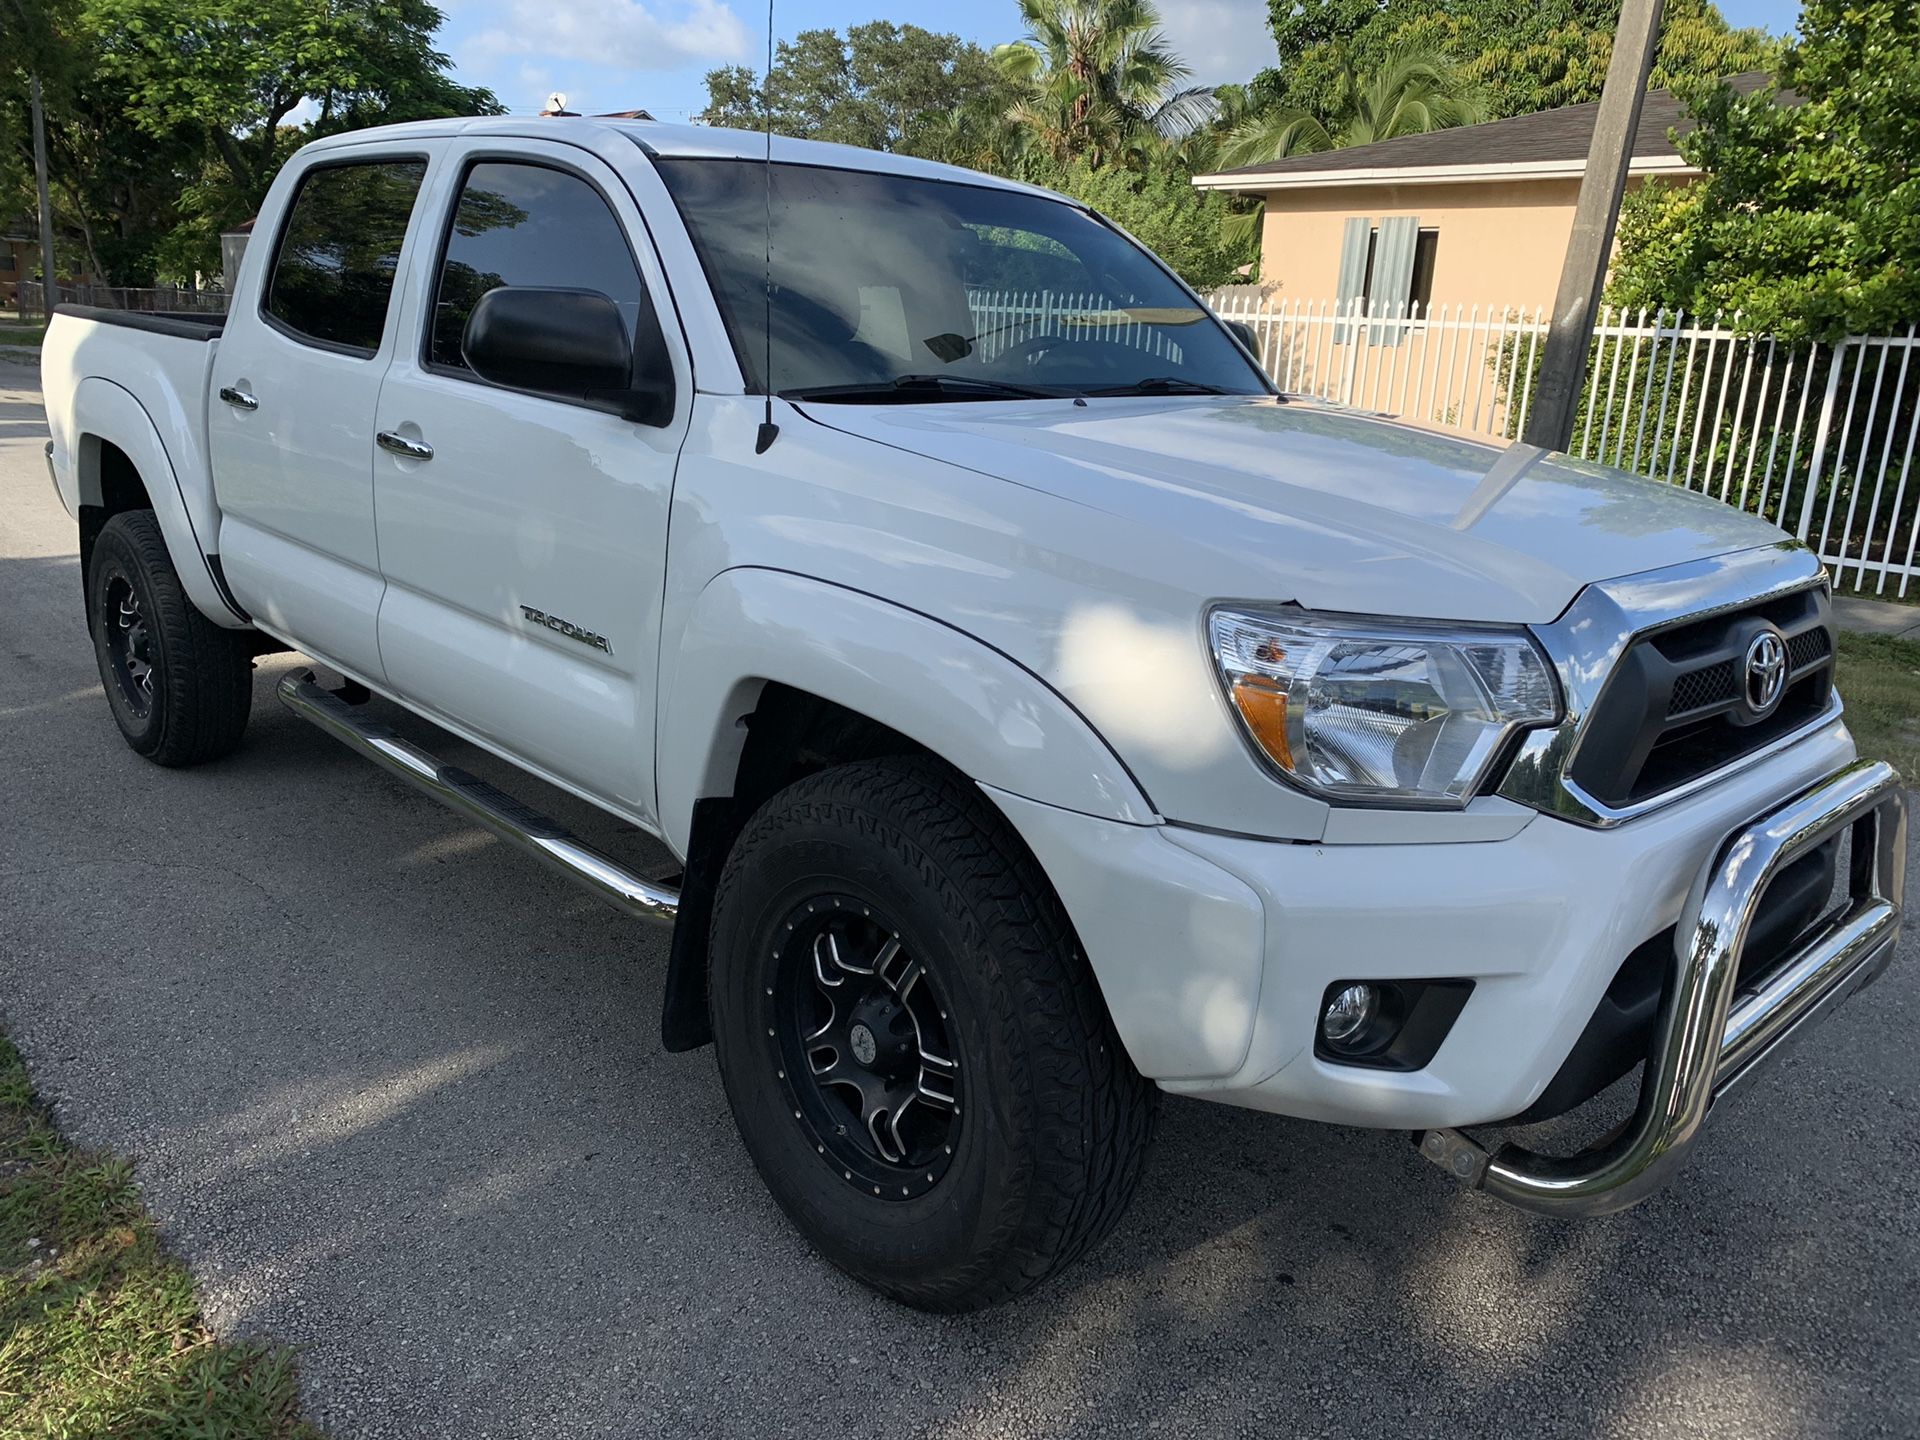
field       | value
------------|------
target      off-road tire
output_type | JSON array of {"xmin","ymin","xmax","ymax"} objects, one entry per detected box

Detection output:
[
  {"xmin": 709, "ymin": 755, "xmax": 1156, "ymax": 1311},
  {"xmin": 87, "ymin": 510, "xmax": 253, "ymax": 766}
]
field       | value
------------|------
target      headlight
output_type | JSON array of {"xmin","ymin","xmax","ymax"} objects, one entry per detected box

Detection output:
[{"xmin": 1207, "ymin": 607, "xmax": 1559, "ymax": 807}]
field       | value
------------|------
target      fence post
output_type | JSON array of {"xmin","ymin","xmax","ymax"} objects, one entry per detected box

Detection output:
[
  {"xmin": 1339, "ymin": 298, "xmax": 1362, "ymax": 406},
  {"xmin": 1796, "ymin": 339, "xmax": 1850, "ymax": 541}
]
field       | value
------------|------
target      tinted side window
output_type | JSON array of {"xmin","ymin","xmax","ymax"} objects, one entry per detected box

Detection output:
[
  {"xmin": 430, "ymin": 162, "xmax": 645, "ymax": 373},
  {"xmin": 265, "ymin": 160, "xmax": 427, "ymax": 353}
]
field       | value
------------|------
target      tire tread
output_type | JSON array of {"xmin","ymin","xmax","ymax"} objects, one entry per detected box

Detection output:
[{"xmin": 711, "ymin": 756, "xmax": 1155, "ymax": 1311}]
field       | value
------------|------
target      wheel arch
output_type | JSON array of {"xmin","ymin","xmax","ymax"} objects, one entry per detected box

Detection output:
[
  {"xmin": 656, "ymin": 569, "xmax": 1154, "ymax": 851},
  {"xmin": 653, "ymin": 568, "xmax": 1157, "ymax": 1051},
  {"xmin": 70, "ymin": 378, "xmax": 248, "ymax": 627}
]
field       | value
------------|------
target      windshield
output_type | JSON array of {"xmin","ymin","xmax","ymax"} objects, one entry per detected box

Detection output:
[{"xmin": 652, "ymin": 157, "xmax": 1270, "ymax": 402}]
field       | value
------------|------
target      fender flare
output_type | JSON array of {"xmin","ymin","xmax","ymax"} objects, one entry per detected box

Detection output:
[
  {"xmin": 71, "ymin": 377, "xmax": 248, "ymax": 627},
  {"xmin": 654, "ymin": 568, "xmax": 1157, "ymax": 854}
]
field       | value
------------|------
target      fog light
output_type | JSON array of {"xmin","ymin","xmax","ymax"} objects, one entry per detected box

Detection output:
[{"xmin": 1321, "ymin": 983, "xmax": 1377, "ymax": 1047}]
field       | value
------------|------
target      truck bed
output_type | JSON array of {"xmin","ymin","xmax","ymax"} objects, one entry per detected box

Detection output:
[
  {"xmin": 40, "ymin": 305, "xmax": 232, "ymax": 624},
  {"xmin": 56, "ymin": 304, "xmax": 226, "ymax": 342}
]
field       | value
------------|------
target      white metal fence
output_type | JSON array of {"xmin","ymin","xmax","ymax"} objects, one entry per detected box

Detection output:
[
  {"xmin": 1205, "ymin": 293, "xmax": 1920, "ymax": 597},
  {"xmin": 965, "ymin": 288, "xmax": 1185, "ymax": 365}
]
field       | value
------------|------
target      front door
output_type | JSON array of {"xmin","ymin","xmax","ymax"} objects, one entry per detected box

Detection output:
[
  {"xmin": 209, "ymin": 151, "xmax": 435, "ymax": 681},
  {"xmin": 371, "ymin": 141, "xmax": 689, "ymax": 821}
]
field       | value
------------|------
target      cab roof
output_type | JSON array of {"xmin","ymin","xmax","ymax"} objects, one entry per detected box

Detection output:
[{"xmin": 299, "ymin": 115, "xmax": 1070, "ymax": 204}]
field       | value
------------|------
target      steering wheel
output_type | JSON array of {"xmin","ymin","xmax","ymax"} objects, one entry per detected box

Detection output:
[{"xmin": 992, "ymin": 334, "xmax": 1064, "ymax": 369}]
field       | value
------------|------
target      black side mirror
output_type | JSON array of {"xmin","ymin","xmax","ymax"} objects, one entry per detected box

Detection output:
[
  {"xmin": 463, "ymin": 286, "xmax": 675, "ymax": 426},
  {"xmin": 1225, "ymin": 319, "xmax": 1260, "ymax": 356}
]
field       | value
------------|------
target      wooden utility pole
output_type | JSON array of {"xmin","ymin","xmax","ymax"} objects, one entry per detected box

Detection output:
[
  {"xmin": 30, "ymin": 75, "xmax": 58, "ymax": 319},
  {"xmin": 1522, "ymin": 0, "xmax": 1666, "ymax": 452}
]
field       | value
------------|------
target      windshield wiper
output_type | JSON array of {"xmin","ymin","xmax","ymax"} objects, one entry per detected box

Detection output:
[
  {"xmin": 783, "ymin": 373, "xmax": 1069, "ymax": 403},
  {"xmin": 1083, "ymin": 376, "xmax": 1235, "ymax": 397}
]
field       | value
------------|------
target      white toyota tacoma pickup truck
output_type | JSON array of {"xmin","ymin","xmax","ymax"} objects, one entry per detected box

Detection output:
[{"xmin": 41, "ymin": 116, "xmax": 1908, "ymax": 1310}]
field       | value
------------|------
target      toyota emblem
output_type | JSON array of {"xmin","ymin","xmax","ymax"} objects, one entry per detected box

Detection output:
[{"xmin": 1744, "ymin": 629, "xmax": 1788, "ymax": 716}]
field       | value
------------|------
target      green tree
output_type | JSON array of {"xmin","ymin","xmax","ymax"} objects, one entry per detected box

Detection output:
[
  {"xmin": 994, "ymin": 0, "xmax": 1214, "ymax": 168},
  {"xmin": 5, "ymin": 0, "xmax": 496, "ymax": 287},
  {"xmin": 1217, "ymin": 46, "xmax": 1484, "ymax": 164},
  {"xmin": 91, "ymin": 0, "xmax": 500, "ymax": 221},
  {"xmin": 698, "ymin": 65, "xmax": 764, "ymax": 129},
  {"xmin": 697, "ymin": 23, "xmax": 1014, "ymax": 156},
  {"xmin": 1609, "ymin": 0, "xmax": 1920, "ymax": 341},
  {"xmin": 1028, "ymin": 152, "xmax": 1253, "ymax": 287},
  {"xmin": 913, "ymin": 100, "xmax": 1035, "ymax": 174},
  {"xmin": 1259, "ymin": 0, "xmax": 1774, "ymax": 128},
  {"xmin": 1, "ymin": 0, "xmax": 203, "ymax": 285}
]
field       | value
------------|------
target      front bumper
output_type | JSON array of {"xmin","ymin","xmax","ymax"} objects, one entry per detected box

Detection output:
[
  {"xmin": 988, "ymin": 713, "xmax": 1887, "ymax": 1131},
  {"xmin": 1419, "ymin": 757, "xmax": 1906, "ymax": 1215}
]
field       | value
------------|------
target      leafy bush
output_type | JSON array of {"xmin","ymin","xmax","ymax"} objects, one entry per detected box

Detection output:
[{"xmin": 1610, "ymin": 0, "xmax": 1920, "ymax": 342}]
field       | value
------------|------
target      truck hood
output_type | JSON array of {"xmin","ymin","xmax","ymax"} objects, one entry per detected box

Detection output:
[{"xmin": 801, "ymin": 395, "xmax": 1787, "ymax": 622}]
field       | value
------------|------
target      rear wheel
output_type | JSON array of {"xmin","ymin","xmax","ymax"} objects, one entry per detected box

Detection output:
[
  {"xmin": 709, "ymin": 756, "xmax": 1155, "ymax": 1310},
  {"xmin": 87, "ymin": 510, "xmax": 253, "ymax": 766}
]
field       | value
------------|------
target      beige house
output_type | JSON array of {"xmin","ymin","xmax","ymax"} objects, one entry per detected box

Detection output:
[{"xmin": 1193, "ymin": 79, "xmax": 1763, "ymax": 314}]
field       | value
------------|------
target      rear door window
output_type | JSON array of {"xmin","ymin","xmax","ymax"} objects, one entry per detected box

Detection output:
[{"xmin": 264, "ymin": 159, "xmax": 428, "ymax": 354}]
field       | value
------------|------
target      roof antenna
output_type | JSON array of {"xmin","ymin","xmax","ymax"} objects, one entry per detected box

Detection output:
[{"xmin": 753, "ymin": 0, "xmax": 780, "ymax": 454}]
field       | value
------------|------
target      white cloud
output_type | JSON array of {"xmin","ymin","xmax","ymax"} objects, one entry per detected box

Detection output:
[
  {"xmin": 466, "ymin": 0, "xmax": 749, "ymax": 74},
  {"xmin": 1155, "ymin": 0, "xmax": 1277, "ymax": 86}
]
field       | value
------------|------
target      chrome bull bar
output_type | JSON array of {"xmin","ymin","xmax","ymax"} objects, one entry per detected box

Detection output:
[{"xmin": 1418, "ymin": 758, "xmax": 1908, "ymax": 1217}]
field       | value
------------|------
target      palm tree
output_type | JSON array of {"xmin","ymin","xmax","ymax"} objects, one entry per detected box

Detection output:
[
  {"xmin": 1189, "ymin": 50, "xmax": 1485, "ymax": 252},
  {"xmin": 914, "ymin": 102, "xmax": 1033, "ymax": 174},
  {"xmin": 994, "ymin": 0, "xmax": 1215, "ymax": 168},
  {"xmin": 1208, "ymin": 48, "xmax": 1486, "ymax": 170},
  {"xmin": 1334, "ymin": 48, "xmax": 1486, "ymax": 146}
]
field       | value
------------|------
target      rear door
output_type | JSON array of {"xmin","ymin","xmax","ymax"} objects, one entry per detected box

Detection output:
[
  {"xmin": 370, "ymin": 140, "xmax": 691, "ymax": 820},
  {"xmin": 209, "ymin": 150, "xmax": 435, "ymax": 681}
]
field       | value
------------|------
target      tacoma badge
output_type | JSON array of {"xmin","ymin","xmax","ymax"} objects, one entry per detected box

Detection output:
[{"xmin": 520, "ymin": 605, "xmax": 611, "ymax": 654}]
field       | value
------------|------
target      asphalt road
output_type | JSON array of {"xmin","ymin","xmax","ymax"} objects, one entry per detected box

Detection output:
[{"xmin": 3, "ymin": 355, "xmax": 1918, "ymax": 1439}]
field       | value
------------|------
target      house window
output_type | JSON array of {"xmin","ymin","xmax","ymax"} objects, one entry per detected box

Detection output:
[
  {"xmin": 1336, "ymin": 217, "xmax": 1437, "ymax": 344},
  {"xmin": 1408, "ymin": 230, "xmax": 1439, "ymax": 312},
  {"xmin": 0, "ymin": 250, "xmax": 16, "ymax": 274}
]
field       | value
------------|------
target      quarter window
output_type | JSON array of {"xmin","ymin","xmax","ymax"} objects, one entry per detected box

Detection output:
[
  {"xmin": 264, "ymin": 160, "xmax": 427, "ymax": 353},
  {"xmin": 429, "ymin": 161, "xmax": 647, "ymax": 374}
]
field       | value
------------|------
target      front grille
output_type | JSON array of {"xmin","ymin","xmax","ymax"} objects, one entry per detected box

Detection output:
[
  {"xmin": 1666, "ymin": 659, "xmax": 1738, "ymax": 717},
  {"xmin": 1569, "ymin": 585, "xmax": 1835, "ymax": 809},
  {"xmin": 1788, "ymin": 626, "xmax": 1833, "ymax": 671}
]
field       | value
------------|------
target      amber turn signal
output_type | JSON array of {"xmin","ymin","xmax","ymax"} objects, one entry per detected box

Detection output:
[{"xmin": 1229, "ymin": 673, "xmax": 1294, "ymax": 770}]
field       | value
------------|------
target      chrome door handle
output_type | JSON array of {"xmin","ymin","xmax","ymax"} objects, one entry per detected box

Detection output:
[
  {"xmin": 218, "ymin": 386, "xmax": 258, "ymax": 411},
  {"xmin": 376, "ymin": 430, "xmax": 434, "ymax": 462}
]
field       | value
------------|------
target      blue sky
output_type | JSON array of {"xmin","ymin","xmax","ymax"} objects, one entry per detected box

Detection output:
[{"xmin": 433, "ymin": 0, "xmax": 1806, "ymax": 125}]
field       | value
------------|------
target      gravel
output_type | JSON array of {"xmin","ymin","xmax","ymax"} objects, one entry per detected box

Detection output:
[{"xmin": 3, "ymin": 356, "xmax": 1917, "ymax": 1438}]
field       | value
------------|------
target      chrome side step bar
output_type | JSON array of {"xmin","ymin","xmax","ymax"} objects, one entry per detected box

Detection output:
[
  {"xmin": 1420, "ymin": 758, "xmax": 1907, "ymax": 1216},
  {"xmin": 278, "ymin": 673, "xmax": 679, "ymax": 927}
]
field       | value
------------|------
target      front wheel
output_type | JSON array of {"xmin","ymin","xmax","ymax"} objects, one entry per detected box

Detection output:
[
  {"xmin": 709, "ymin": 756, "xmax": 1155, "ymax": 1311},
  {"xmin": 87, "ymin": 510, "xmax": 253, "ymax": 766}
]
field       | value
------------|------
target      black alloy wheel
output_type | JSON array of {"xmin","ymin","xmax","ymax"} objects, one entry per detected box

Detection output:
[
  {"xmin": 101, "ymin": 574, "xmax": 157, "ymax": 719},
  {"xmin": 770, "ymin": 898, "xmax": 962, "ymax": 1200}
]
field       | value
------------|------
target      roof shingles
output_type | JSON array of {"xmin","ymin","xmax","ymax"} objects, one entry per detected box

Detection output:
[{"xmin": 1198, "ymin": 73, "xmax": 1772, "ymax": 183}]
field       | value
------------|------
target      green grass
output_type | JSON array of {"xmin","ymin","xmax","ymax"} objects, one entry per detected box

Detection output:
[
  {"xmin": 0, "ymin": 1034, "xmax": 322, "ymax": 1439},
  {"xmin": 0, "ymin": 320, "xmax": 47, "ymax": 348},
  {"xmin": 1836, "ymin": 630, "xmax": 1920, "ymax": 781}
]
